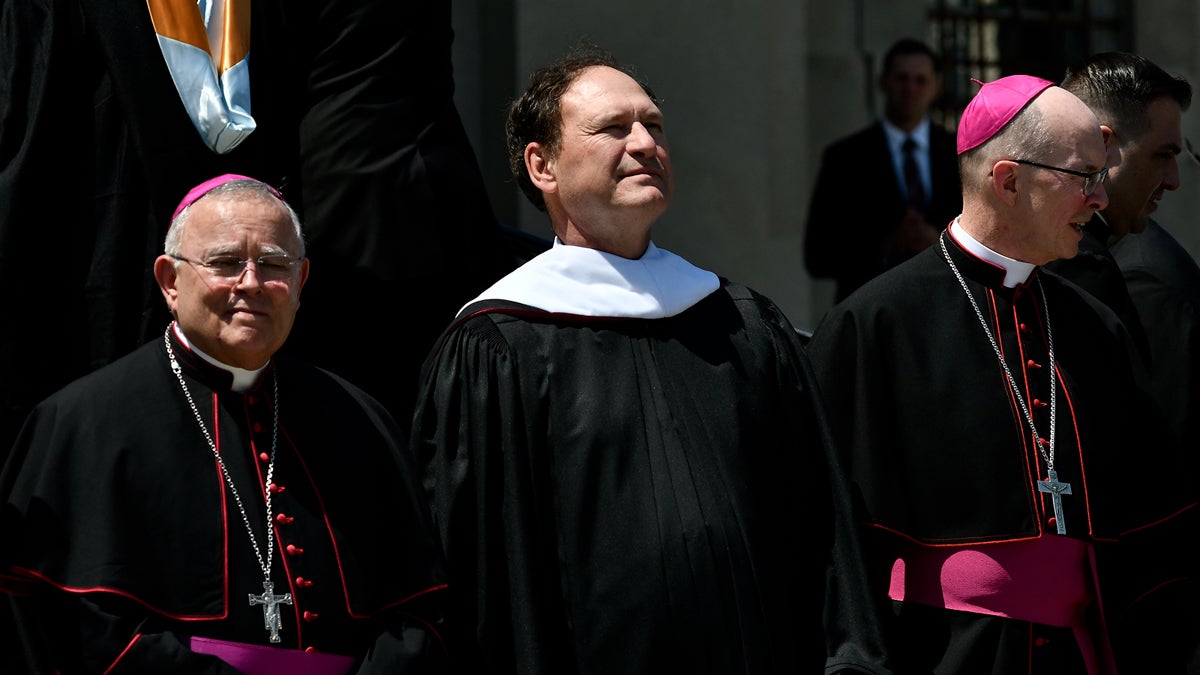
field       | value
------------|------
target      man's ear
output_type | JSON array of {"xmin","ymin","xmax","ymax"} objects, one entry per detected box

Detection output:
[
  {"xmin": 992, "ymin": 159, "xmax": 1020, "ymax": 206},
  {"xmin": 1100, "ymin": 124, "xmax": 1121, "ymax": 166},
  {"xmin": 153, "ymin": 255, "xmax": 180, "ymax": 311},
  {"xmin": 1100, "ymin": 124, "xmax": 1116, "ymax": 147},
  {"xmin": 526, "ymin": 142, "xmax": 557, "ymax": 195}
]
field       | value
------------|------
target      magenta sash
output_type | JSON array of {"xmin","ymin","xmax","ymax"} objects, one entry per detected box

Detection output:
[
  {"xmin": 188, "ymin": 636, "xmax": 355, "ymax": 675},
  {"xmin": 888, "ymin": 535, "xmax": 1117, "ymax": 674}
]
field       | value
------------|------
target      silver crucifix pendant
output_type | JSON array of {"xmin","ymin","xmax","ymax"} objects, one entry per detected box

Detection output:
[
  {"xmin": 249, "ymin": 580, "xmax": 293, "ymax": 643},
  {"xmin": 1037, "ymin": 469, "xmax": 1072, "ymax": 536}
]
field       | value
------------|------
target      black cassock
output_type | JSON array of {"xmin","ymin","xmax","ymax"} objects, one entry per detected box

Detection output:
[
  {"xmin": 1, "ymin": 329, "xmax": 446, "ymax": 673},
  {"xmin": 410, "ymin": 282, "xmax": 889, "ymax": 674},
  {"xmin": 807, "ymin": 233, "xmax": 1200, "ymax": 674}
]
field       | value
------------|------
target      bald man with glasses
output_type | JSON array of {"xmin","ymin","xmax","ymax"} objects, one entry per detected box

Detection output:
[
  {"xmin": 0, "ymin": 175, "xmax": 448, "ymax": 674},
  {"xmin": 806, "ymin": 75, "xmax": 1200, "ymax": 673}
]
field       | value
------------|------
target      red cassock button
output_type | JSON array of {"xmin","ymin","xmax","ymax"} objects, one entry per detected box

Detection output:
[
  {"xmin": 275, "ymin": 513, "xmax": 294, "ymax": 524},
  {"xmin": 296, "ymin": 576, "xmax": 314, "ymax": 588},
  {"xmin": 269, "ymin": 483, "xmax": 286, "ymax": 494},
  {"xmin": 258, "ymin": 452, "xmax": 270, "ymax": 463},
  {"xmin": 305, "ymin": 646, "xmax": 318, "ymax": 653},
  {"xmin": 286, "ymin": 544, "xmax": 305, "ymax": 556},
  {"xmin": 303, "ymin": 611, "xmax": 319, "ymax": 622},
  {"xmin": 253, "ymin": 422, "xmax": 263, "ymax": 432}
]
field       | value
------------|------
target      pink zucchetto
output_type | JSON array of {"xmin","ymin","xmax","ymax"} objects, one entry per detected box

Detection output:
[
  {"xmin": 956, "ymin": 75, "xmax": 1055, "ymax": 155},
  {"xmin": 171, "ymin": 173, "xmax": 284, "ymax": 220}
]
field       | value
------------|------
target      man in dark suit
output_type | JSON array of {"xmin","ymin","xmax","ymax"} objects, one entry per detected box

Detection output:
[
  {"xmin": 1052, "ymin": 52, "xmax": 1199, "ymax": 503},
  {"xmin": 805, "ymin": 38, "xmax": 962, "ymax": 304},
  {"xmin": 1110, "ymin": 218, "xmax": 1200, "ymax": 484},
  {"xmin": 1047, "ymin": 52, "xmax": 1191, "ymax": 369}
]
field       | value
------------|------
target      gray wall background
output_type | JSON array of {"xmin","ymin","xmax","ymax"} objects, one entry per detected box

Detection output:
[{"xmin": 452, "ymin": 1, "xmax": 1200, "ymax": 332}]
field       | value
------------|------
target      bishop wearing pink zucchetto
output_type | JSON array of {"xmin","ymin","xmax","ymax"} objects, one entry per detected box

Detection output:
[
  {"xmin": 806, "ymin": 76, "xmax": 1200, "ymax": 673},
  {"xmin": 0, "ymin": 175, "xmax": 449, "ymax": 674}
]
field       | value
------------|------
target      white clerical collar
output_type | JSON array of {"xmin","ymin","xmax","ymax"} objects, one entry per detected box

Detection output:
[
  {"xmin": 172, "ymin": 323, "xmax": 267, "ymax": 392},
  {"xmin": 948, "ymin": 219, "xmax": 1037, "ymax": 287},
  {"xmin": 462, "ymin": 238, "xmax": 720, "ymax": 318}
]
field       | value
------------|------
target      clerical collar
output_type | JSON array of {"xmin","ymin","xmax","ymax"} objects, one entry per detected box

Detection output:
[
  {"xmin": 462, "ymin": 238, "xmax": 720, "ymax": 318},
  {"xmin": 171, "ymin": 323, "xmax": 267, "ymax": 391},
  {"xmin": 948, "ymin": 218, "xmax": 1036, "ymax": 287}
]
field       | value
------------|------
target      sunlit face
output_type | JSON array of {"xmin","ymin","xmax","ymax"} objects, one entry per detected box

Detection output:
[
  {"xmin": 155, "ymin": 194, "xmax": 309, "ymax": 369},
  {"xmin": 1014, "ymin": 88, "xmax": 1110, "ymax": 264},
  {"xmin": 1102, "ymin": 96, "xmax": 1183, "ymax": 236},
  {"xmin": 880, "ymin": 53, "xmax": 940, "ymax": 127},
  {"xmin": 542, "ymin": 65, "xmax": 672, "ymax": 257}
]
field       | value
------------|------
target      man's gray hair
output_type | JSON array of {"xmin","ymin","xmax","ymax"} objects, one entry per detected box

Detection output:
[{"xmin": 164, "ymin": 179, "xmax": 306, "ymax": 258}]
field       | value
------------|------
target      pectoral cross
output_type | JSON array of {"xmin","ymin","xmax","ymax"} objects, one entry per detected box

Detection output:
[
  {"xmin": 249, "ymin": 580, "xmax": 293, "ymax": 643},
  {"xmin": 1037, "ymin": 469, "xmax": 1072, "ymax": 536}
]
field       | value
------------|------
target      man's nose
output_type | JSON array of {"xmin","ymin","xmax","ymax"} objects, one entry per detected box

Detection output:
[
  {"xmin": 1163, "ymin": 157, "xmax": 1182, "ymax": 191},
  {"xmin": 233, "ymin": 261, "xmax": 265, "ymax": 289},
  {"xmin": 627, "ymin": 122, "xmax": 657, "ymax": 155},
  {"xmin": 1087, "ymin": 181, "xmax": 1109, "ymax": 211}
]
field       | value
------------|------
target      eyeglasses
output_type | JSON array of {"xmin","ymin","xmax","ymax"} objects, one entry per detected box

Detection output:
[
  {"xmin": 1012, "ymin": 159, "xmax": 1108, "ymax": 196},
  {"xmin": 172, "ymin": 254, "xmax": 302, "ymax": 280}
]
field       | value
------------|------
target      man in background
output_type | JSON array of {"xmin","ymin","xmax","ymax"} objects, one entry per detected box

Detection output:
[
  {"xmin": 1056, "ymin": 51, "xmax": 1200, "ymax": 498},
  {"xmin": 1047, "ymin": 51, "xmax": 1192, "ymax": 365},
  {"xmin": 805, "ymin": 37, "xmax": 962, "ymax": 303}
]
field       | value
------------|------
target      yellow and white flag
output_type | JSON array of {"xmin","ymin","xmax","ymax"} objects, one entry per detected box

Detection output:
[{"xmin": 147, "ymin": 0, "xmax": 255, "ymax": 154}]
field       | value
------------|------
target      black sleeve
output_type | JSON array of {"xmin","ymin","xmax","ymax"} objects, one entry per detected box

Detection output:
[{"xmin": 7, "ymin": 590, "xmax": 240, "ymax": 674}]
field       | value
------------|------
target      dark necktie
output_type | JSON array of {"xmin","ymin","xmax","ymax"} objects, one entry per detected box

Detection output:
[{"xmin": 902, "ymin": 136, "xmax": 927, "ymax": 214}]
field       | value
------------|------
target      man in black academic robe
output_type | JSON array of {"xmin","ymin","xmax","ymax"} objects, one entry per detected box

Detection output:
[
  {"xmin": 410, "ymin": 49, "xmax": 889, "ymax": 674},
  {"xmin": 414, "ymin": 269, "xmax": 883, "ymax": 674}
]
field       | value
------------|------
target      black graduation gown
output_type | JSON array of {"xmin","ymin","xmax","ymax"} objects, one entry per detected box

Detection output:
[
  {"xmin": 409, "ymin": 282, "xmax": 890, "ymax": 675},
  {"xmin": 806, "ymin": 235, "xmax": 1200, "ymax": 674},
  {"xmin": 281, "ymin": 0, "xmax": 517, "ymax": 434},
  {"xmin": 0, "ymin": 331, "xmax": 447, "ymax": 674}
]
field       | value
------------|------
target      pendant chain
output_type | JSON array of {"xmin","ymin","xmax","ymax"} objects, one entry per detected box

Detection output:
[
  {"xmin": 163, "ymin": 323, "xmax": 280, "ymax": 583},
  {"xmin": 939, "ymin": 235, "xmax": 1058, "ymax": 471}
]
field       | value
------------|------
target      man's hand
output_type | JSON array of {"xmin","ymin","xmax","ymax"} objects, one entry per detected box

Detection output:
[{"xmin": 884, "ymin": 207, "xmax": 940, "ymax": 264}]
